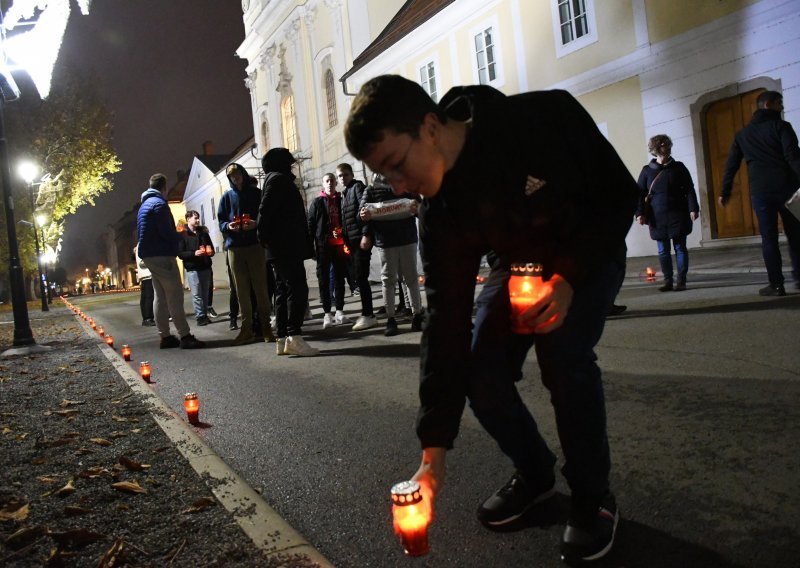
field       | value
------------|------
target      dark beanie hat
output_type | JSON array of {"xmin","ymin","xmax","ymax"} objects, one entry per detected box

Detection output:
[{"xmin": 262, "ymin": 147, "xmax": 296, "ymax": 174}]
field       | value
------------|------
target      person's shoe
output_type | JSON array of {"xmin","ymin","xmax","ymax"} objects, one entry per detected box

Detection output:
[
  {"xmin": 398, "ymin": 306, "xmax": 413, "ymax": 317},
  {"xmin": 561, "ymin": 493, "xmax": 619, "ymax": 563},
  {"xmin": 232, "ymin": 330, "xmax": 255, "ymax": 345},
  {"xmin": 607, "ymin": 304, "xmax": 627, "ymax": 317},
  {"xmin": 323, "ymin": 313, "xmax": 335, "ymax": 329},
  {"xmin": 384, "ymin": 317, "xmax": 399, "ymax": 337},
  {"xmin": 658, "ymin": 282, "xmax": 673, "ymax": 292},
  {"xmin": 411, "ymin": 312, "xmax": 424, "ymax": 331},
  {"xmin": 285, "ymin": 336, "xmax": 320, "ymax": 357},
  {"xmin": 142, "ymin": 318, "xmax": 156, "ymax": 327},
  {"xmin": 180, "ymin": 334, "xmax": 205, "ymax": 349},
  {"xmin": 229, "ymin": 319, "xmax": 238, "ymax": 330},
  {"xmin": 263, "ymin": 329, "xmax": 277, "ymax": 343},
  {"xmin": 304, "ymin": 306, "xmax": 313, "ymax": 320},
  {"xmin": 477, "ymin": 471, "xmax": 556, "ymax": 526},
  {"xmin": 352, "ymin": 287, "xmax": 360, "ymax": 296},
  {"xmin": 207, "ymin": 307, "xmax": 218, "ymax": 318},
  {"xmin": 352, "ymin": 315, "xmax": 378, "ymax": 331},
  {"xmin": 276, "ymin": 337, "xmax": 287, "ymax": 355},
  {"xmin": 334, "ymin": 310, "xmax": 351, "ymax": 325},
  {"xmin": 159, "ymin": 335, "xmax": 181, "ymax": 349},
  {"xmin": 674, "ymin": 282, "xmax": 687, "ymax": 291},
  {"xmin": 375, "ymin": 306, "xmax": 387, "ymax": 316},
  {"xmin": 759, "ymin": 284, "xmax": 786, "ymax": 297},
  {"xmin": 197, "ymin": 316, "xmax": 210, "ymax": 326}
]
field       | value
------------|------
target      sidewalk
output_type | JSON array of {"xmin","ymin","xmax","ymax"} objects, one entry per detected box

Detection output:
[{"xmin": 626, "ymin": 241, "xmax": 768, "ymax": 277}]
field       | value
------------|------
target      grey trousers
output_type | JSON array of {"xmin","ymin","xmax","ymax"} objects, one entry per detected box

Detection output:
[
  {"xmin": 378, "ymin": 243, "xmax": 422, "ymax": 318},
  {"xmin": 142, "ymin": 256, "xmax": 190, "ymax": 339}
]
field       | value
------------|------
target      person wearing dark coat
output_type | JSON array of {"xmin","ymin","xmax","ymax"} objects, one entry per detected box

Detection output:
[
  {"xmin": 344, "ymin": 75, "xmax": 638, "ymax": 564},
  {"xmin": 720, "ymin": 90, "xmax": 800, "ymax": 296},
  {"xmin": 635, "ymin": 135, "xmax": 699, "ymax": 291},
  {"xmin": 177, "ymin": 210, "xmax": 214, "ymax": 325},
  {"xmin": 257, "ymin": 147, "xmax": 318, "ymax": 357}
]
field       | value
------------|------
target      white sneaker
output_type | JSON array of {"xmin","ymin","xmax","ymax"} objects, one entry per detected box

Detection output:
[
  {"xmin": 276, "ymin": 337, "xmax": 287, "ymax": 355},
  {"xmin": 352, "ymin": 315, "xmax": 377, "ymax": 331},
  {"xmin": 323, "ymin": 313, "xmax": 334, "ymax": 329},
  {"xmin": 335, "ymin": 310, "xmax": 351, "ymax": 325},
  {"xmin": 285, "ymin": 336, "xmax": 319, "ymax": 356}
]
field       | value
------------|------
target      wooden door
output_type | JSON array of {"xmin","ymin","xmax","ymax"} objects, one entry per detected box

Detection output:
[{"xmin": 705, "ymin": 89, "xmax": 763, "ymax": 238}]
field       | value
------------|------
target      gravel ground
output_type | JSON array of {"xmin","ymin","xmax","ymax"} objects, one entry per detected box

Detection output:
[{"xmin": 0, "ymin": 304, "xmax": 319, "ymax": 567}]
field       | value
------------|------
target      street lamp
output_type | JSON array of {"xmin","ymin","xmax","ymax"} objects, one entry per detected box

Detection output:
[
  {"xmin": 41, "ymin": 247, "xmax": 56, "ymax": 302},
  {"xmin": 18, "ymin": 161, "xmax": 47, "ymax": 312}
]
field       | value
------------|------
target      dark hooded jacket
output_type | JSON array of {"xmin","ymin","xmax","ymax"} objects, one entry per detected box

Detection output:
[
  {"xmin": 137, "ymin": 188, "xmax": 180, "ymax": 258},
  {"xmin": 416, "ymin": 85, "xmax": 638, "ymax": 449},
  {"xmin": 341, "ymin": 178, "xmax": 368, "ymax": 244},
  {"xmin": 257, "ymin": 149, "xmax": 313, "ymax": 261},
  {"xmin": 217, "ymin": 163, "xmax": 261, "ymax": 249},
  {"xmin": 177, "ymin": 225, "xmax": 214, "ymax": 271},
  {"xmin": 722, "ymin": 108, "xmax": 800, "ymax": 199},
  {"xmin": 636, "ymin": 158, "xmax": 699, "ymax": 241}
]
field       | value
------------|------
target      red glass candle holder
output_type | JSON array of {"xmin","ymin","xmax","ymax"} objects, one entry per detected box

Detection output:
[
  {"xmin": 184, "ymin": 393, "xmax": 200, "ymax": 424},
  {"xmin": 508, "ymin": 262, "xmax": 546, "ymax": 334},
  {"xmin": 204, "ymin": 245, "xmax": 214, "ymax": 255},
  {"xmin": 105, "ymin": 335, "xmax": 114, "ymax": 348},
  {"xmin": 97, "ymin": 326, "xmax": 105, "ymax": 337},
  {"xmin": 121, "ymin": 345, "xmax": 131, "ymax": 361},
  {"xmin": 391, "ymin": 481, "xmax": 430, "ymax": 557},
  {"xmin": 140, "ymin": 361, "xmax": 152, "ymax": 383}
]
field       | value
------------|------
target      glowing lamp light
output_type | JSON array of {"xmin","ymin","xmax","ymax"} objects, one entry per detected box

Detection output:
[
  {"xmin": 97, "ymin": 326, "xmax": 105, "ymax": 337},
  {"xmin": 140, "ymin": 361, "xmax": 152, "ymax": 383},
  {"xmin": 105, "ymin": 335, "xmax": 114, "ymax": 348},
  {"xmin": 508, "ymin": 262, "xmax": 546, "ymax": 334},
  {"xmin": 418, "ymin": 275, "xmax": 425, "ymax": 285},
  {"xmin": 184, "ymin": 393, "xmax": 200, "ymax": 424},
  {"xmin": 343, "ymin": 243, "xmax": 350, "ymax": 255},
  {"xmin": 391, "ymin": 481, "xmax": 431, "ymax": 557},
  {"xmin": 242, "ymin": 213, "xmax": 251, "ymax": 224},
  {"xmin": 121, "ymin": 345, "xmax": 131, "ymax": 361},
  {"xmin": 476, "ymin": 275, "xmax": 487, "ymax": 284}
]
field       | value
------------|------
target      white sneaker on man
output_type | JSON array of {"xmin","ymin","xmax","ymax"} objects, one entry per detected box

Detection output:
[
  {"xmin": 285, "ymin": 336, "xmax": 319, "ymax": 356},
  {"xmin": 323, "ymin": 313, "xmax": 334, "ymax": 329},
  {"xmin": 352, "ymin": 315, "xmax": 378, "ymax": 331},
  {"xmin": 334, "ymin": 310, "xmax": 351, "ymax": 325},
  {"xmin": 276, "ymin": 337, "xmax": 287, "ymax": 355}
]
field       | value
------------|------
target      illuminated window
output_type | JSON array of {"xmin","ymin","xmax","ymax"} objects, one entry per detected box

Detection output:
[
  {"xmin": 281, "ymin": 95, "xmax": 298, "ymax": 152},
  {"xmin": 324, "ymin": 69, "xmax": 338, "ymax": 128},
  {"xmin": 419, "ymin": 61, "xmax": 438, "ymax": 102},
  {"xmin": 474, "ymin": 27, "xmax": 496, "ymax": 85}
]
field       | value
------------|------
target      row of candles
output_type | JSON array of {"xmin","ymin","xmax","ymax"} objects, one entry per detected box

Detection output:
[{"xmin": 59, "ymin": 297, "xmax": 201, "ymax": 425}]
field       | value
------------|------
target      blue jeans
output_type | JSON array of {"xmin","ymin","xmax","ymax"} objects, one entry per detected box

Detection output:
[
  {"xmin": 657, "ymin": 236, "xmax": 688, "ymax": 285},
  {"xmin": 751, "ymin": 193, "xmax": 800, "ymax": 286},
  {"xmin": 467, "ymin": 259, "xmax": 622, "ymax": 503},
  {"xmin": 185, "ymin": 269, "xmax": 211, "ymax": 320}
]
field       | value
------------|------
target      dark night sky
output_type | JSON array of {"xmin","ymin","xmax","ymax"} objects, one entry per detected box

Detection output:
[{"xmin": 54, "ymin": 0, "xmax": 252, "ymax": 276}]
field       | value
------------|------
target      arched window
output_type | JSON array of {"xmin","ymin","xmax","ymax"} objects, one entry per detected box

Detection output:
[
  {"xmin": 324, "ymin": 69, "xmax": 338, "ymax": 128},
  {"xmin": 281, "ymin": 95, "xmax": 298, "ymax": 151},
  {"xmin": 260, "ymin": 120, "xmax": 269, "ymax": 152}
]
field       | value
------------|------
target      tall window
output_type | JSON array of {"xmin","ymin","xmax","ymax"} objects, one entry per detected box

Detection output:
[
  {"xmin": 200, "ymin": 204, "xmax": 205, "ymax": 226},
  {"xmin": 474, "ymin": 27, "xmax": 497, "ymax": 85},
  {"xmin": 324, "ymin": 69, "xmax": 338, "ymax": 128},
  {"xmin": 281, "ymin": 95, "xmax": 298, "ymax": 152},
  {"xmin": 552, "ymin": 0, "xmax": 597, "ymax": 57},
  {"xmin": 211, "ymin": 197, "xmax": 216, "ymax": 220},
  {"xmin": 419, "ymin": 61, "xmax": 438, "ymax": 102},
  {"xmin": 260, "ymin": 120, "xmax": 269, "ymax": 152}
]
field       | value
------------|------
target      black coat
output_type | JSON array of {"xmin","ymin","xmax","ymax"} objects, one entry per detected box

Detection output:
[
  {"xmin": 341, "ymin": 179, "xmax": 367, "ymax": 244},
  {"xmin": 722, "ymin": 108, "xmax": 800, "ymax": 199},
  {"xmin": 360, "ymin": 184, "xmax": 419, "ymax": 249},
  {"xmin": 177, "ymin": 226, "xmax": 213, "ymax": 271},
  {"xmin": 257, "ymin": 171, "xmax": 313, "ymax": 261},
  {"xmin": 637, "ymin": 159, "xmax": 699, "ymax": 241},
  {"xmin": 307, "ymin": 191, "xmax": 343, "ymax": 255}
]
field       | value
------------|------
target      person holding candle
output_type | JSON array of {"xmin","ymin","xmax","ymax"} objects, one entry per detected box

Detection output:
[
  {"xmin": 345, "ymin": 75, "xmax": 638, "ymax": 564},
  {"xmin": 178, "ymin": 210, "xmax": 215, "ymax": 326}
]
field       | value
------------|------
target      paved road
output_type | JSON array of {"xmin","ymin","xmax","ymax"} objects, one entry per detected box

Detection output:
[{"xmin": 71, "ymin": 270, "xmax": 800, "ymax": 568}]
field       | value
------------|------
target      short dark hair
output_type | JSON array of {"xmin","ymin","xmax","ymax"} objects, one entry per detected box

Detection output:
[
  {"xmin": 335, "ymin": 163, "xmax": 353, "ymax": 174},
  {"xmin": 322, "ymin": 172, "xmax": 336, "ymax": 183},
  {"xmin": 757, "ymin": 90, "xmax": 782, "ymax": 109},
  {"xmin": 648, "ymin": 134, "xmax": 672, "ymax": 157},
  {"xmin": 149, "ymin": 173, "xmax": 167, "ymax": 191},
  {"xmin": 185, "ymin": 210, "xmax": 199, "ymax": 221},
  {"xmin": 344, "ymin": 75, "xmax": 445, "ymax": 160}
]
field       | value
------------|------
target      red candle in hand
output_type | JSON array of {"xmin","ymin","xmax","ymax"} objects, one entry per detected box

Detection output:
[
  {"xmin": 508, "ymin": 262, "xmax": 546, "ymax": 334},
  {"xmin": 391, "ymin": 481, "xmax": 431, "ymax": 557}
]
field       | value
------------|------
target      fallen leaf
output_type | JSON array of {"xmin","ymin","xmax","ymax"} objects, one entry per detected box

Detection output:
[
  {"xmin": 78, "ymin": 467, "xmax": 109, "ymax": 479},
  {"xmin": 1, "ymin": 426, "xmax": 12, "ymax": 435},
  {"xmin": 32, "ymin": 457, "xmax": 47, "ymax": 465},
  {"xmin": 118, "ymin": 456, "xmax": 150, "ymax": 471},
  {"xmin": 51, "ymin": 409, "xmax": 80, "ymax": 417},
  {"xmin": 108, "ymin": 431, "xmax": 127, "ymax": 439},
  {"xmin": 111, "ymin": 480, "xmax": 147, "ymax": 494},
  {"xmin": 111, "ymin": 415, "xmax": 127, "ymax": 422},
  {"xmin": 116, "ymin": 503, "xmax": 130, "ymax": 511},
  {"xmin": 37, "ymin": 476, "xmax": 59, "ymax": 484},
  {"xmin": 59, "ymin": 399, "xmax": 86, "ymax": 407},
  {"xmin": 48, "ymin": 528, "xmax": 105, "ymax": 545},
  {"xmin": 130, "ymin": 428, "xmax": 141, "ymax": 434},
  {"xmin": 5, "ymin": 525, "xmax": 47, "ymax": 549},
  {"xmin": 89, "ymin": 438, "xmax": 113, "ymax": 446},
  {"xmin": 52, "ymin": 479, "xmax": 76, "ymax": 497},
  {"xmin": 0, "ymin": 502, "xmax": 29, "ymax": 521},
  {"xmin": 64, "ymin": 505, "xmax": 94, "ymax": 516},
  {"xmin": 97, "ymin": 538, "xmax": 126, "ymax": 567},
  {"xmin": 181, "ymin": 497, "xmax": 216, "ymax": 514},
  {"xmin": 73, "ymin": 448, "xmax": 94, "ymax": 455}
]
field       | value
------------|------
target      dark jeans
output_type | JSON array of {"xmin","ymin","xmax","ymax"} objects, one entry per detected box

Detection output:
[
  {"xmin": 657, "ymin": 235, "xmax": 688, "ymax": 284},
  {"xmin": 751, "ymin": 192, "xmax": 800, "ymax": 286},
  {"xmin": 349, "ymin": 241, "xmax": 373, "ymax": 316},
  {"xmin": 467, "ymin": 259, "xmax": 622, "ymax": 505},
  {"xmin": 139, "ymin": 278, "xmax": 154, "ymax": 321},
  {"xmin": 316, "ymin": 244, "xmax": 347, "ymax": 313},
  {"xmin": 226, "ymin": 254, "xmax": 239, "ymax": 321},
  {"xmin": 207, "ymin": 268, "xmax": 214, "ymax": 307},
  {"xmin": 273, "ymin": 257, "xmax": 309, "ymax": 337}
]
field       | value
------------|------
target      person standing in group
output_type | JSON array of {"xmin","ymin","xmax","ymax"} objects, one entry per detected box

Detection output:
[
  {"xmin": 258, "ymin": 147, "xmax": 319, "ymax": 357},
  {"xmin": 360, "ymin": 174, "xmax": 424, "ymax": 336},
  {"xmin": 178, "ymin": 210, "xmax": 215, "ymax": 325},
  {"xmin": 218, "ymin": 163, "xmax": 276, "ymax": 345},
  {"xmin": 134, "ymin": 244, "xmax": 154, "ymax": 326},
  {"xmin": 720, "ymin": 90, "xmax": 800, "ymax": 296},
  {"xmin": 636, "ymin": 135, "xmax": 699, "ymax": 291},
  {"xmin": 308, "ymin": 173, "xmax": 351, "ymax": 329},
  {"xmin": 345, "ymin": 75, "xmax": 638, "ymax": 563},
  {"xmin": 137, "ymin": 173, "xmax": 205, "ymax": 350},
  {"xmin": 338, "ymin": 162, "xmax": 377, "ymax": 331}
]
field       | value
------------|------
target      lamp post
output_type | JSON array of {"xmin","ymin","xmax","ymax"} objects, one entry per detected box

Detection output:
[
  {"xmin": 19, "ymin": 162, "xmax": 47, "ymax": 312},
  {"xmin": 36, "ymin": 213, "xmax": 51, "ymax": 303}
]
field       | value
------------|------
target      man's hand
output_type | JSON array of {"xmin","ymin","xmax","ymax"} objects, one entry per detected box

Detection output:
[
  {"xmin": 690, "ymin": 211, "xmax": 699, "ymax": 221},
  {"xmin": 194, "ymin": 249, "xmax": 205, "ymax": 256},
  {"xmin": 228, "ymin": 221, "xmax": 241, "ymax": 232},
  {"xmin": 718, "ymin": 195, "xmax": 729, "ymax": 207},
  {"xmin": 635, "ymin": 215, "xmax": 645, "ymax": 225},
  {"xmin": 513, "ymin": 274, "xmax": 574, "ymax": 334},
  {"xmin": 411, "ymin": 447, "xmax": 446, "ymax": 514},
  {"xmin": 360, "ymin": 234, "xmax": 373, "ymax": 250},
  {"xmin": 359, "ymin": 207, "xmax": 372, "ymax": 221}
]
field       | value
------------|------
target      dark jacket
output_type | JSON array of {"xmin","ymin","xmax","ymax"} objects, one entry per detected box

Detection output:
[
  {"xmin": 137, "ymin": 188, "xmax": 180, "ymax": 258},
  {"xmin": 360, "ymin": 184, "xmax": 419, "ymax": 249},
  {"xmin": 416, "ymin": 85, "xmax": 638, "ymax": 449},
  {"xmin": 307, "ymin": 191, "xmax": 343, "ymax": 254},
  {"xmin": 722, "ymin": 108, "xmax": 800, "ymax": 199},
  {"xmin": 177, "ymin": 226, "xmax": 213, "ymax": 271},
  {"xmin": 637, "ymin": 158, "xmax": 699, "ymax": 241},
  {"xmin": 217, "ymin": 164, "xmax": 261, "ymax": 249},
  {"xmin": 257, "ymin": 171, "xmax": 313, "ymax": 261},
  {"xmin": 341, "ymin": 179, "xmax": 368, "ymax": 244}
]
